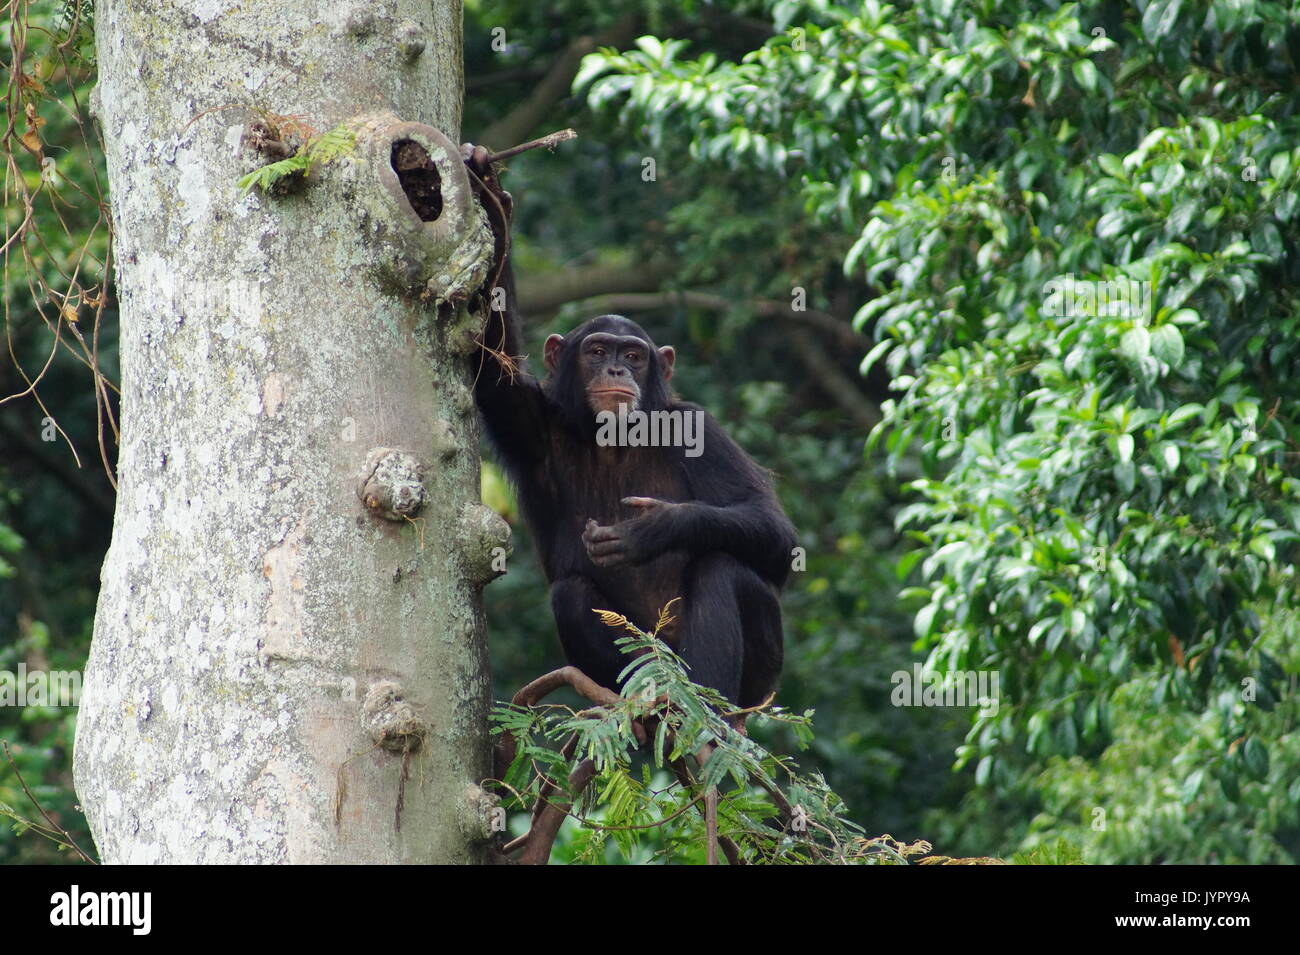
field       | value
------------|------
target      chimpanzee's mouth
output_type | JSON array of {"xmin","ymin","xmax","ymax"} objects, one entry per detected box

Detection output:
[{"xmin": 592, "ymin": 389, "xmax": 636, "ymax": 398}]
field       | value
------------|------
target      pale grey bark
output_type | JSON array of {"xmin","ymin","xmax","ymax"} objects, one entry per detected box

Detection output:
[{"xmin": 75, "ymin": 0, "xmax": 507, "ymax": 863}]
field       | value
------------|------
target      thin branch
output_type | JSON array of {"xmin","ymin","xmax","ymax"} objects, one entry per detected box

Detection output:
[
  {"xmin": 669, "ymin": 755, "xmax": 743, "ymax": 865},
  {"xmin": 515, "ymin": 260, "xmax": 678, "ymax": 313},
  {"xmin": 484, "ymin": 128, "xmax": 577, "ymax": 166},
  {"xmin": 2, "ymin": 740, "xmax": 96, "ymax": 864},
  {"xmin": 784, "ymin": 324, "xmax": 881, "ymax": 431},
  {"xmin": 494, "ymin": 665, "xmax": 622, "ymax": 789},
  {"xmin": 581, "ymin": 289, "xmax": 871, "ymax": 352},
  {"xmin": 512, "ymin": 665, "xmax": 622, "ymax": 708},
  {"xmin": 0, "ymin": 414, "xmax": 115, "ymax": 517},
  {"xmin": 516, "ymin": 757, "xmax": 598, "ymax": 865}
]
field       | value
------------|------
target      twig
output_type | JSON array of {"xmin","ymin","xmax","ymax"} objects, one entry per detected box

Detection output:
[
  {"xmin": 530, "ymin": 732, "xmax": 581, "ymax": 830},
  {"xmin": 669, "ymin": 754, "xmax": 743, "ymax": 865},
  {"xmin": 705, "ymin": 786, "xmax": 719, "ymax": 866},
  {"xmin": 484, "ymin": 128, "xmax": 577, "ymax": 165},
  {"xmin": 512, "ymin": 665, "xmax": 622, "ymax": 708},
  {"xmin": 1, "ymin": 740, "xmax": 96, "ymax": 864},
  {"xmin": 517, "ymin": 756, "xmax": 598, "ymax": 865}
]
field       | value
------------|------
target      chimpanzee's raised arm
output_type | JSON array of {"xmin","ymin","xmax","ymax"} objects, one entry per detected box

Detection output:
[{"xmin": 462, "ymin": 143, "xmax": 551, "ymax": 474}]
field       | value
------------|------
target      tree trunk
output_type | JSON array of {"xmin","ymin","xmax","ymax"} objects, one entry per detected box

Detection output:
[{"xmin": 74, "ymin": 0, "xmax": 506, "ymax": 863}]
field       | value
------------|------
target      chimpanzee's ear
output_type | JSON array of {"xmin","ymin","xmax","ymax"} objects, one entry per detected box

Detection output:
[
  {"xmin": 544, "ymin": 334, "xmax": 566, "ymax": 374},
  {"xmin": 657, "ymin": 345, "xmax": 676, "ymax": 382}
]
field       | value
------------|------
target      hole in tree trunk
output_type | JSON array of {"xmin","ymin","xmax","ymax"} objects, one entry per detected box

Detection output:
[{"xmin": 391, "ymin": 140, "xmax": 442, "ymax": 221}]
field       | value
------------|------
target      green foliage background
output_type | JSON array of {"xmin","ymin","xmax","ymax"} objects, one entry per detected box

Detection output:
[
  {"xmin": 568, "ymin": 0, "xmax": 1300, "ymax": 862},
  {"xmin": 2, "ymin": 0, "xmax": 1297, "ymax": 863}
]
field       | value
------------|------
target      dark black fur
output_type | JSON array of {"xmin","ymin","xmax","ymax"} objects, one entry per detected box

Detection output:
[
  {"xmin": 474, "ymin": 278, "xmax": 796, "ymax": 708},
  {"xmin": 462, "ymin": 139, "xmax": 795, "ymax": 706}
]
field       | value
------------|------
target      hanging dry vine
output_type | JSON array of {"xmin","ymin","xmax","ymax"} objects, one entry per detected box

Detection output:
[{"xmin": 1, "ymin": 0, "xmax": 117, "ymax": 484}]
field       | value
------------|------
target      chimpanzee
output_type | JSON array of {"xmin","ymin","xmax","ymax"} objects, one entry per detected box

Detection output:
[{"xmin": 462, "ymin": 144, "xmax": 797, "ymax": 708}]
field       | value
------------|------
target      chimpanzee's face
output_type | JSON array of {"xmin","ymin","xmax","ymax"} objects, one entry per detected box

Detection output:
[
  {"xmin": 543, "ymin": 316, "xmax": 676, "ymax": 425},
  {"xmin": 578, "ymin": 332, "xmax": 651, "ymax": 415}
]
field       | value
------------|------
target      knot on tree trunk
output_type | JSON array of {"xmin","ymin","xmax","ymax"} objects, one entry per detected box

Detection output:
[
  {"xmin": 363, "ymin": 681, "xmax": 426, "ymax": 754},
  {"xmin": 457, "ymin": 502, "xmax": 512, "ymax": 585},
  {"xmin": 357, "ymin": 447, "xmax": 427, "ymax": 521}
]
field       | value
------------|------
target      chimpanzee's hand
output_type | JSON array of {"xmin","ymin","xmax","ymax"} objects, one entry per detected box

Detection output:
[
  {"xmin": 583, "ymin": 519, "xmax": 634, "ymax": 567},
  {"xmin": 461, "ymin": 141, "xmax": 512, "ymax": 213},
  {"xmin": 582, "ymin": 497, "xmax": 678, "ymax": 567},
  {"xmin": 460, "ymin": 142, "xmax": 493, "ymax": 188}
]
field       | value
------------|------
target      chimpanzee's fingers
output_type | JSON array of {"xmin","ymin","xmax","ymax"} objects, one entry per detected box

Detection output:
[
  {"xmin": 622, "ymin": 496, "xmax": 665, "ymax": 510},
  {"xmin": 584, "ymin": 523, "xmax": 620, "ymax": 542},
  {"xmin": 587, "ymin": 538, "xmax": 625, "ymax": 557}
]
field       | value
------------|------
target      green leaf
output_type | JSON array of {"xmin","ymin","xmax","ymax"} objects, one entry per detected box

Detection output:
[
  {"xmin": 1142, "ymin": 0, "xmax": 1183, "ymax": 43},
  {"xmin": 896, "ymin": 548, "xmax": 925, "ymax": 581},
  {"xmin": 1149, "ymin": 324, "xmax": 1184, "ymax": 366},
  {"xmin": 1249, "ymin": 536, "xmax": 1275, "ymax": 562},
  {"xmin": 1164, "ymin": 404, "xmax": 1204, "ymax": 431},
  {"xmin": 1098, "ymin": 153, "xmax": 1126, "ymax": 178},
  {"xmin": 1119, "ymin": 326, "xmax": 1150, "ymax": 361},
  {"xmin": 1055, "ymin": 715, "xmax": 1078, "ymax": 755},
  {"xmin": 914, "ymin": 602, "xmax": 938, "ymax": 639},
  {"xmin": 1180, "ymin": 768, "xmax": 1204, "ymax": 804},
  {"xmin": 634, "ymin": 35, "xmax": 665, "ymax": 61},
  {"xmin": 1072, "ymin": 59, "xmax": 1098, "ymax": 93},
  {"xmin": 1113, "ymin": 459, "xmax": 1136, "ymax": 495},
  {"xmin": 1158, "ymin": 442, "xmax": 1180, "ymax": 472},
  {"xmin": 1221, "ymin": 769, "xmax": 1241, "ymax": 801},
  {"xmin": 1251, "ymin": 222, "xmax": 1283, "ymax": 260},
  {"xmin": 1242, "ymin": 737, "xmax": 1269, "ymax": 780}
]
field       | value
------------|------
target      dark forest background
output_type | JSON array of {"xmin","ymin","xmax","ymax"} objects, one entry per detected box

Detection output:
[{"xmin": 2, "ymin": 0, "xmax": 1298, "ymax": 863}]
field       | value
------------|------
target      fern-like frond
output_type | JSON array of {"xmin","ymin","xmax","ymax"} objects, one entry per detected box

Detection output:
[
  {"xmin": 239, "ymin": 123, "xmax": 357, "ymax": 194},
  {"xmin": 592, "ymin": 608, "xmax": 628, "ymax": 629},
  {"xmin": 653, "ymin": 597, "xmax": 681, "ymax": 636},
  {"xmin": 307, "ymin": 125, "xmax": 356, "ymax": 163}
]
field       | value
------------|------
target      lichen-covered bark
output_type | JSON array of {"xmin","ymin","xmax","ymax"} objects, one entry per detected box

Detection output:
[{"xmin": 75, "ymin": 0, "xmax": 504, "ymax": 863}]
